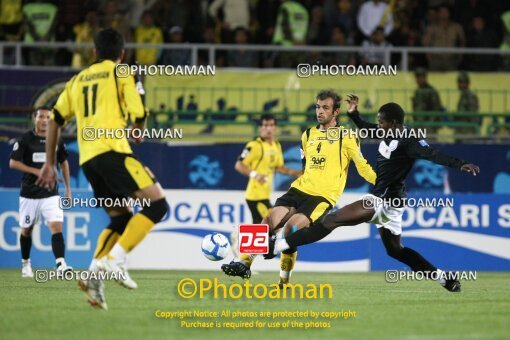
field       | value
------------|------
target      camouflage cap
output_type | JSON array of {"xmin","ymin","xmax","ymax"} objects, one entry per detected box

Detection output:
[
  {"xmin": 415, "ymin": 67, "xmax": 427, "ymax": 76},
  {"xmin": 458, "ymin": 71, "xmax": 470, "ymax": 82}
]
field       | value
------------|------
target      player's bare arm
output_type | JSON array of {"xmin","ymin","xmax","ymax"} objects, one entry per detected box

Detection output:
[
  {"xmin": 9, "ymin": 159, "xmax": 41, "ymax": 177},
  {"xmin": 234, "ymin": 160, "xmax": 266, "ymax": 184},
  {"xmin": 60, "ymin": 159, "xmax": 71, "ymax": 198},
  {"xmin": 276, "ymin": 166, "xmax": 302, "ymax": 177}
]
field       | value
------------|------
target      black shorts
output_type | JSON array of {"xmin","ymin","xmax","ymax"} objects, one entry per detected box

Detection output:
[
  {"xmin": 246, "ymin": 199, "xmax": 272, "ymax": 224},
  {"xmin": 275, "ymin": 187, "xmax": 332, "ymax": 223},
  {"xmin": 82, "ymin": 151, "xmax": 156, "ymax": 200}
]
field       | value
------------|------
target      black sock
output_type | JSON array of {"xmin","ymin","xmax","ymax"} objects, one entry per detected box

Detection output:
[
  {"xmin": 395, "ymin": 247, "xmax": 437, "ymax": 275},
  {"xmin": 20, "ymin": 234, "xmax": 32, "ymax": 260},
  {"xmin": 51, "ymin": 232, "xmax": 65, "ymax": 260},
  {"xmin": 285, "ymin": 222, "xmax": 332, "ymax": 248}
]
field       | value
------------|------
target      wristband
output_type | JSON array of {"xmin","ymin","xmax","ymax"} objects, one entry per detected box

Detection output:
[{"xmin": 249, "ymin": 170, "xmax": 258, "ymax": 178}]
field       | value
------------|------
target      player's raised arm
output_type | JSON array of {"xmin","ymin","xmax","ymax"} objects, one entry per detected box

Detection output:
[
  {"xmin": 345, "ymin": 136, "xmax": 376, "ymax": 185},
  {"xmin": 405, "ymin": 138, "xmax": 480, "ymax": 176},
  {"xmin": 345, "ymin": 94, "xmax": 379, "ymax": 131}
]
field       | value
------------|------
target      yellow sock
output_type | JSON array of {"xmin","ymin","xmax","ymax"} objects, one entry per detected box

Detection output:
[
  {"xmin": 117, "ymin": 213, "xmax": 155, "ymax": 252},
  {"xmin": 93, "ymin": 229, "xmax": 120, "ymax": 259},
  {"xmin": 239, "ymin": 254, "xmax": 256, "ymax": 267},
  {"xmin": 279, "ymin": 251, "xmax": 298, "ymax": 283}
]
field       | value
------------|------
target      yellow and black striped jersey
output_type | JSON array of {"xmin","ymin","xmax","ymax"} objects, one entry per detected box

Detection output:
[
  {"xmin": 291, "ymin": 125, "xmax": 376, "ymax": 205},
  {"xmin": 239, "ymin": 137, "xmax": 284, "ymax": 200},
  {"xmin": 52, "ymin": 59, "xmax": 146, "ymax": 165}
]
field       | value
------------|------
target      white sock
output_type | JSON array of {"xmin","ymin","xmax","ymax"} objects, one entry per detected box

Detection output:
[
  {"xmin": 279, "ymin": 269, "xmax": 291, "ymax": 280},
  {"xmin": 22, "ymin": 259, "xmax": 30, "ymax": 265},
  {"xmin": 56, "ymin": 257, "xmax": 65, "ymax": 265},
  {"xmin": 436, "ymin": 269, "xmax": 446, "ymax": 286},
  {"xmin": 274, "ymin": 239, "xmax": 290, "ymax": 254},
  {"xmin": 89, "ymin": 259, "xmax": 99, "ymax": 272},
  {"xmin": 109, "ymin": 243, "xmax": 127, "ymax": 264}
]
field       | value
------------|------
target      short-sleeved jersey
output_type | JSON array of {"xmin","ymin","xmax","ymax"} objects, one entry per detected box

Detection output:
[
  {"xmin": 291, "ymin": 125, "xmax": 376, "ymax": 205},
  {"xmin": 239, "ymin": 137, "xmax": 284, "ymax": 200},
  {"xmin": 10, "ymin": 130, "xmax": 68, "ymax": 199},
  {"xmin": 52, "ymin": 59, "xmax": 146, "ymax": 165}
]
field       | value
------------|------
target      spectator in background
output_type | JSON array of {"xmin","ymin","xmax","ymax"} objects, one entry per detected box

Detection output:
[
  {"xmin": 456, "ymin": 71, "xmax": 480, "ymax": 136},
  {"xmin": 328, "ymin": 25, "xmax": 356, "ymax": 65},
  {"xmin": 99, "ymin": 0, "xmax": 132, "ymax": 62},
  {"xmin": 457, "ymin": 72, "xmax": 479, "ymax": 112},
  {"xmin": 198, "ymin": 24, "xmax": 225, "ymax": 66},
  {"xmin": 1, "ymin": 0, "xmax": 23, "ymax": 41},
  {"xmin": 151, "ymin": 0, "xmax": 193, "ymax": 37},
  {"xmin": 272, "ymin": 0, "xmax": 309, "ymax": 67},
  {"xmin": 423, "ymin": 5, "xmax": 465, "ymax": 71},
  {"xmin": 465, "ymin": 16, "xmax": 499, "ymax": 71},
  {"xmin": 209, "ymin": 0, "xmax": 250, "ymax": 43},
  {"xmin": 360, "ymin": 26, "xmax": 391, "ymax": 66},
  {"xmin": 135, "ymin": 11, "xmax": 163, "ymax": 65},
  {"xmin": 0, "ymin": 0, "xmax": 23, "ymax": 64},
  {"xmin": 357, "ymin": 0, "xmax": 394, "ymax": 39},
  {"xmin": 228, "ymin": 27, "xmax": 258, "ymax": 67},
  {"xmin": 307, "ymin": 6, "xmax": 328, "ymax": 45},
  {"xmin": 71, "ymin": 10, "xmax": 100, "ymax": 68},
  {"xmin": 159, "ymin": 26, "xmax": 191, "ymax": 66},
  {"xmin": 412, "ymin": 68, "xmax": 442, "ymax": 125},
  {"xmin": 255, "ymin": 0, "xmax": 280, "ymax": 44},
  {"xmin": 324, "ymin": 0, "xmax": 355, "ymax": 40},
  {"xmin": 22, "ymin": 0, "xmax": 58, "ymax": 66}
]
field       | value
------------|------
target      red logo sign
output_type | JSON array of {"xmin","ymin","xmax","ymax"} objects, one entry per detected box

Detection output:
[{"xmin": 239, "ymin": 224, "xmax": 269, "ymax": 254}]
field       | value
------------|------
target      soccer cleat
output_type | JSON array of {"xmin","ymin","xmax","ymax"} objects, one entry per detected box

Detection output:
[
  {"xmin": 78, "ymin": 278, "xmax": 108, "ymax": 310},
  {"xmin": 56, "ymin": 261, "xmax": 73, "ymax": 274},
  {"xmin": 97, "ymin": 256, "xmax": 138, "ymax": 290},
  {"xmin": 221, "ymin": 261, "xmax": 251, "ymax": 280},
  {"xmin": 443, "ymin": 278, "xmax": 461, "ymax": 292},
  {"xmin": 263, "ymin": 234, "xmax": 277, "ymax": 260},
  {"xmin": 21, "ymin": 260, "xmax": 34, "ymax": 278}
]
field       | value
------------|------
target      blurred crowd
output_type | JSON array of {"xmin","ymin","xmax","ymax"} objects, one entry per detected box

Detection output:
[{"xmin": 1, "ymin": 0, "xmax": 510, "ymax": 70}]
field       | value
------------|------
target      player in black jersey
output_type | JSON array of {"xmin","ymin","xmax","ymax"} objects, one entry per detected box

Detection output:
[
  {"xmin": 9, "ymin": 107, "xmax": 72, "ymax": 277},
  {"xmin": 264, "ymin": 95, "xmax": 480, "ymax": 292}
]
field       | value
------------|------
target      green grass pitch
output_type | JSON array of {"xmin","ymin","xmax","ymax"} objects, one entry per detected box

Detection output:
[{"xmin": 1, "ymin": 270, "xmax": 509, "ymax": 339}]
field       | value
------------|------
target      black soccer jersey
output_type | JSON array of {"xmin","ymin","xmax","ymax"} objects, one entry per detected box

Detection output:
[
  {"xmin": 10, "ymin": 130, "xmax": 68, "ymax": 199},
  {"xmin": 349, "ymin": 111, "xmax": 466, "ymax": 199}
]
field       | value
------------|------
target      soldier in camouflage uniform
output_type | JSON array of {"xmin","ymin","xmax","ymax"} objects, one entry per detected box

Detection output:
[
  {"xmin": 412, "ymin": 68, "xmax": 442, "ymax": 136},
  {"xmin": 457, "ymin": 72, "xmax": 480, "ymax": 137}
]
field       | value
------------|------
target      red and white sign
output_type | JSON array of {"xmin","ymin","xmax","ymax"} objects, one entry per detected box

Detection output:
[{"xmin": 239, "ymin": 224, "xmax": 269, "ymax": 254}]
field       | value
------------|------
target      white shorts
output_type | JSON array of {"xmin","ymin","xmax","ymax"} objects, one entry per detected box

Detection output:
[
  {"xmin": 19, "ymin": 196, "xmax": 63, "ymax": 228},
  {"xmin": 364, "ymin": 194, "xmax": 405, "ymax": 235}
]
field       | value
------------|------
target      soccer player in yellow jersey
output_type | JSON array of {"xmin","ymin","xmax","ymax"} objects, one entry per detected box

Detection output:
[
  {"xmin": 236, "ymin": 113, "xmax": 301, "ymax": 224},
  {"xmin": 36, "ymin": 28, "xmax": 169, "ymax": 310},
  {"xmin": 222, "ymin": 89, "xmax": 376, "ymax": 284}
]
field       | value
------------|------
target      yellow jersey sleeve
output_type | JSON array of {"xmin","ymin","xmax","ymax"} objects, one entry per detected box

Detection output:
[
  {"xmin": 117, "ymin": 75, "xmax": 146, "ymax": 123},
  {"xmin": 345, "ymin": 136, "xmax": 376, "ymax": 185},
  {"xmin": 52, "ymin": 76, "xmax": 77, "ymax": 125},
  {"xmin": 239, "ymin": 141, "xmax": 262, "ymax": 168}
]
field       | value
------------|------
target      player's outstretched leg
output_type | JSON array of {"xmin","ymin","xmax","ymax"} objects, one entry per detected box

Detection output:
[
  {"xmin": 78, "ymin": 278, "xmax": 108, "ymax": 310},
  {"xmin": 20, "ymin": 226, "xmax": 34, "ymax": 278},
  {"xmin": 267, "ymin": 200, "xmax": 373, "ymax": 258},
  {"xmin": 378, "ymin": 228, "xmax": 461, "ymax": 292},
  {"xmin": 98, "ymin": 184, "xmax": 168, "ymax": 289}
]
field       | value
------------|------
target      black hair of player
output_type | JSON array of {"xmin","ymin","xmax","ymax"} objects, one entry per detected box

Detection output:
[
  {"xmin": 259, "ymin": 113, "xmax": 277, "ymax": 126},
  {"xmin": 33, "ymin": 106, "xmax": 52, "ymax": 117},
  {"xmin": 94, "ymin": 28, "xmax": 124, "ymax": 61},
  {"xmin": 378, "ymin": 102, "xmax": 405, "ymax": 125},
  {"xmin": 316, "ymin": 89, "xmax": 341, "ymax": 111}
]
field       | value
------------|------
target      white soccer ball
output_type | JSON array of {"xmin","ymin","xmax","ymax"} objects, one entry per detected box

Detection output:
[{"xmin": 201, "ymin": 233, "xmax": 231, "ymax": 261}]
